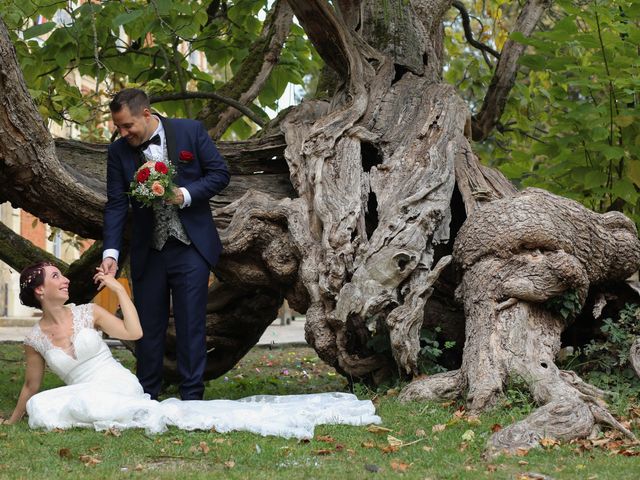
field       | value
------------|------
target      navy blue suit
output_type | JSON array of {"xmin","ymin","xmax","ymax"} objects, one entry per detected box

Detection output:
[{"xmin": 103, "ymin": 117, "xmax": 229, "ymax": 399}]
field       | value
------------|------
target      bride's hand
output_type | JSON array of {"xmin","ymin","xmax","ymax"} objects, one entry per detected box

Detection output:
[{"xmin": 93, "ymin": 268, "xmax": 125, "ymax": 293}]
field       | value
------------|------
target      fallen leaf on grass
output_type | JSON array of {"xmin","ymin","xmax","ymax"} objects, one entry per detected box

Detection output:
[
  {"xmin": 134, "ymin": 464, "xmax": 144, "ymax": 471},
  {"xmin": 432, "ymin": 424, "xmax": 446, "ymax": 433},
  {"xmin": 458, "ymin": 441, "xmax": 469, "ymax": 452},
  {"xmin": 367, "ymin": 425, "xmax": 392, "ymax": 434},
  {"xmin": 415, "ymin": 428, "xmax": 426, "ymax": 437},
  {"xmin": 518, "ymin": 460, "xmax": 529, "ymax": 466},
  {"xmin": 103, "ymin": 428, "xmax": 121, "ymax": 437},
  {"xmin": 380, "ymin": 445, "xmax": 399, "ymax": 454},
  {"xmin": 387, "ymin": 435, "xmax": 403, "ymax": 447},
  {"xmin": 461, "ymin": 430, "xmax": 475, "ymax": 442},
  {"xmin": 361, "ymin": 440, "xmax": 375, "ymax": 448},
  {"xmin": 515, "ymin": 448, "xmax": 530, "ymax": 457},
  {"xmin": 314, "ymin": 449, "xmax": 333, "ymax": 455},
  {"xmin": 490, "ymin": 423, "xmax": 502, "ymax": 433},
  {"xmin": 317, "ymin": 435, "xmax": 335, "ymax": 443},
  {"xmin": 422, "ymin": 446, "xmax": 433, "ymax": 452},
  {"xmin": 79, "ymin": 455, "xmax": 101, "ymax": 467},
  {"xmin": 539, "ymin": 438, "xmax": 559, "ymax": 448},
  {"xmin": 58, "ymin": 448, "xmax": 72, "ymax": 459},
  {"xmin": 466, "ymin": 415, "xmax": 481, "ymax": 425},
  {"xmin": 453, "ymin": 406, "xmax": 466, "ymax": 419},
  {"xmin": 199, "ymin": 441, "xmax": 210, "ymax": 454},
  {"xmin": 486, "ymin": 464, "xmax": 498, "ymax": 472},
  {"xmin": 390, "ymin": 459, "xmax": 411, "ymax": 472},
  {"xmin": 224, "ymin": 460, "xmax": 235, "ymax": 468}
]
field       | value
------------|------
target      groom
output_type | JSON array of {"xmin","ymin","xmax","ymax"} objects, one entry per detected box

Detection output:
[{"xmin": 101, "ymin": 88, "xmax": 229, "ymax": 400}]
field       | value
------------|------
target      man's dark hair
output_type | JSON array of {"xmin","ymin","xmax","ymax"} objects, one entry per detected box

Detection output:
[{"xmin": 109, "ymin": 88, "xmax": 150, "ymax": 115}]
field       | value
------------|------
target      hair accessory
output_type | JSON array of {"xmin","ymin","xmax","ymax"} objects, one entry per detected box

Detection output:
[{"xmin": 20, "ymin": 262, "xmax": 54, "ymax": 290}]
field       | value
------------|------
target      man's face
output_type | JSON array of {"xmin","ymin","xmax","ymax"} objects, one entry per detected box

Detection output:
[{"xmin": 111, "ymin": 105, "xmax": 154, "ymax": 147}]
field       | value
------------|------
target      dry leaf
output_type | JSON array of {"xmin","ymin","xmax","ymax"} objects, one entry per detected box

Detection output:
[
  {"xmin": 367, "ymin": 425, "xmax": 392, "ymax": 434},
  {"xmin": 134, "ymin": 464, "xmax": 144, "ymax": 471},
  {"xmin": 490, "ymin": 423, "xmax": 502, "ymax": 433},
  {"xmin": 361, "ymin": 440, "xmax": 375, "ymax": 449},
  {"xmin": 432, "ymin": 424, "xmax": 446, "ymax": 433},
  {"xmin": 515, "ymin": 448, "xmax": 530, "ymax": 457},
  {"xmin": 335, "ymin": 444, "xmax": 345, "ymax": 451},
  {"xmin": 539, "ymin": 438, "xmax": 559, "ymax": 448},
  {"xmin": 317, "ymin": 435, "xmax": 335, "ymax": 443},
  {"xmin": 79, "ymin": 455, "xmax": 101, "ymax": 467},
  {"xmin": 58, "ymin": 448, "xmax": 72, "ymax": 459},
  {"xmin": 314, "ymin": 449, "xmax": 333, "ymax": 455},
  {"xmin": 390, "ymin": 460, "xmax": 410, "ymax": 472},
  {"xmin": 212, "ymin": 438, "xmax": 225, "ymax": 444},
  {"xmin": 486, "ymin": 464, "xmax": 498, "ymax": 472},
  {"xmin": 458, "ymin": 441, "xmax": 469, "ymax": 452},
  {"xmin": 440, "ymin": 400, "xmax": 455, "ymax": 407},
  {"xmin": 518, "ymin": 460, "xmax": 529, "ymax": 466},
  {"xmin": 199, "ymin": 441, "xmax": 210, "ymax": 454},
  {"xmin": 224, "ymin": 460, "xmax": 236, "ymax": 469},
  {"xmin": 422, "ymin": 446, "xmax": 433, "ymax": 452},
  {"xmin": 380, "ymin": 445, "xmax": 399, "ymax": 454},
  {"xmin": 415, "ymin": 428, "xmax": 427, "ymax": 437},
  {"xmin": 453, "ymin": 407, "xmax": 466, "ymax": 419},
  {"xmin": 172, "ymin": 438, "xmax": 183, "ymax": 445},
  {"xmin": 466, "ymin": 415, "xmax": 481, "ymax": 425},
  {"xmin": 387, "ymin": 435, "xmax": 403, "ymax": 447},
  {"xmin": 104, "ymin": 428, "xmax": 121, "ymax": 437}
]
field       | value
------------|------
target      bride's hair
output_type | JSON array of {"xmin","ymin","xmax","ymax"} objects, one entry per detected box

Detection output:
[{"xmin": 19, "ymin": 261, "xmax": 55, "ymax": 308}]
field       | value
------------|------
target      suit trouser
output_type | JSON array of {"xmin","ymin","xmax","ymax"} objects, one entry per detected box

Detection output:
[{"xmin": 132, "ymin": 238, "xmax": 210, "ymax": 400}]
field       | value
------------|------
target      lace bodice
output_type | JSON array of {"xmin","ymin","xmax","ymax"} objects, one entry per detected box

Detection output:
[{"xmin": 24, "ymin": 304, "xmax": 98, "ymax": 358}]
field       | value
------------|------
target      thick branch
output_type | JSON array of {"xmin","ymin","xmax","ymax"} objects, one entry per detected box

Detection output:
[
  {"xmin": 287, "ymin": 0, "xmax": 351, "ymax": 77},
  {"xmin": 150, "ymin": 92, "xmax": 266, "ymax": 128},
  {"xmin": 204, "ymin": 0, "xmax": 294, "ymax": 139},
  {"xmin": 451, "ymin": 1, "xmax": 500, "ymax": 61},
  {"xmin": 471, "ymin": 0, "xmax": 551, "ymax": 141},
  {"xmin": 0, "ymin": 18, "xmax": 104, "ymax": 237},
  {"xmin": 0, "ymin": 221, "xmax": 64, "ymax": 272}
]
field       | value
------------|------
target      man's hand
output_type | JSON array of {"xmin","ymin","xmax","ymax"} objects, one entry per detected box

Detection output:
[
  {"xmin": 165, "ymin": 186, "xmax": 184, "ymax": 206},
  {"xmin": 97, "ymin": 258, "xmax": 118, "ymax": 290}
]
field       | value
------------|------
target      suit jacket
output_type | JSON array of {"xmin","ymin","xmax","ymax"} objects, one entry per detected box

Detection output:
[{"xmin": 103, "ymin": 117, "xmax": 230, "ymax": 279}]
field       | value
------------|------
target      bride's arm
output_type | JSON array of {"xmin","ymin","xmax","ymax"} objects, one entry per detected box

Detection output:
[
  {"xmin": 4, "ymin": 346, "xmax": 45, "ymax": 425},
  {"xmin": 92, "ymin": 271, "xmax": 143, "ymax": 341}
]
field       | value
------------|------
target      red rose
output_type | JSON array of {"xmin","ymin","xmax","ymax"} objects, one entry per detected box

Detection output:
[
  {"xmin": 136, "ymin": 167, "xmax": 150, "ymax": 183},
  {"xmin": 179, "ymin": 150, "xmax": 194, "ymax": 162},
  {"xmin": 154, "ymin": 162, "xmax": 169, "ymax": 174}
]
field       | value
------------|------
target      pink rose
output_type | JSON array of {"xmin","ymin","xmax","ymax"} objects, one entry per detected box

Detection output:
[{"xmin": 151, "ymin": 181, "xmax": 165, "ymax": 197}]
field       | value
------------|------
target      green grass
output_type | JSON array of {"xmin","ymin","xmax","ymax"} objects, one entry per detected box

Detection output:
[{"xmin": 1, "ymin": 344, "xmax": 640, "ymax": 479}]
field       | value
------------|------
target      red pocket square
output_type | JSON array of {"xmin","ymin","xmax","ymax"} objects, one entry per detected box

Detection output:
[{"xmin": 179, "ymin": 150, "xmax": 194, "ymax": 162}]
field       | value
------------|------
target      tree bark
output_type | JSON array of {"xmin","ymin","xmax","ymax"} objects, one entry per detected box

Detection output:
[{"xmin": 400, "ymin": 188, "xmax": 640, "ymax": 455}]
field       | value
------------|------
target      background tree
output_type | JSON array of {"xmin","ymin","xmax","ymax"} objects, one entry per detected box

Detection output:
[{"xmin": 1, "ymin": 0, "xmax": 639, "ymax": 453}]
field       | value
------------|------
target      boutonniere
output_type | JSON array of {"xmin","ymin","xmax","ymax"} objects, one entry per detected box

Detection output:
[{"xmin": 179, "ymin": 150, "xmax": 194, "ymax": 163}]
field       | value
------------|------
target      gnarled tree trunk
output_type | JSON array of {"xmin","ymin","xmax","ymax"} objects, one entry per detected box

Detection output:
[
  {"xmin": 2, "ymin": 1, "xmax": 638, "ymax": 454},
  {"xmin": 400, "ymin": 189, "xmax": 640, "ymax": 455}
]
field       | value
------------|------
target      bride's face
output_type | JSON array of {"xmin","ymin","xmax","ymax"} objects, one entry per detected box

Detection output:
[{"xmin": 37, "ymin": 266, "xmax": 70, "ymax": 304}]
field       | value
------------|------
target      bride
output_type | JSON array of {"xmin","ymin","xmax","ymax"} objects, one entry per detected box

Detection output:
[{"xmin": 2, "ymin": 262, "xmax": 380, "ymax": 438}]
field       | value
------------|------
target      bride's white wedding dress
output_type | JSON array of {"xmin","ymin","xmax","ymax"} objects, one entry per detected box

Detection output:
[{"xmin": 24, "ymin": 304, "xmax": 381, "ymax": 438}]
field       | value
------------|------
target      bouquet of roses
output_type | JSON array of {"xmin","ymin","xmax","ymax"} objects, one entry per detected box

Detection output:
[{"xmin": 128, "ymin": 160, "xmax": 176, "ymax": 207}]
